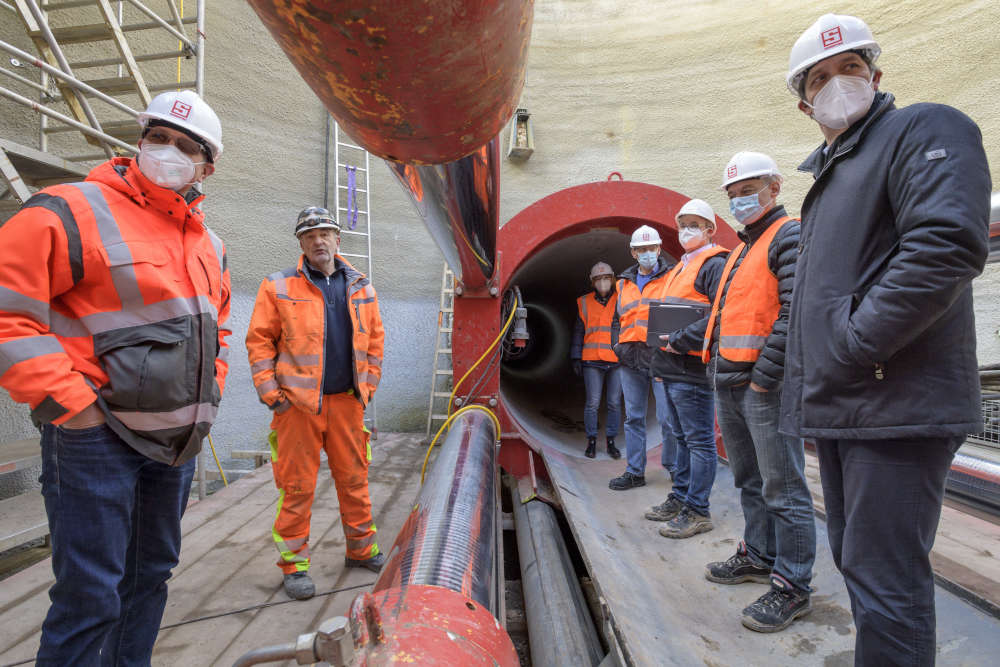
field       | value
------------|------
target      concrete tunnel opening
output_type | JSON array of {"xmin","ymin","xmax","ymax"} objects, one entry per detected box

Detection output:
[{"xmin": 500, "ymin": 225, "xmax": 679, "ymax": 456}]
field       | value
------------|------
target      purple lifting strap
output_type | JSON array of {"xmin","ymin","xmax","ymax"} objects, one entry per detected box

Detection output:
[{"xmin": 345, "ymin": 165, "xmax": 359, "ymax": 230}]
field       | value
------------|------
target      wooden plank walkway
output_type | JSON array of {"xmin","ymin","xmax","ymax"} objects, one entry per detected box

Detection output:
[{"xmin": 0, "ymin": 432, "xmax": 428, "ymax": 667}]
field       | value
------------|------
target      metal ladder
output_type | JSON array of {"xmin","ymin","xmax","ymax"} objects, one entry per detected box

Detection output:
[
  {"xmin": 0, "ymin": 0, "xmax": 204, "ymax": 219},
  {"xmin": 327, "ymin": 117, "xmax": 378, "ymax": 436},
  {"xmin": 425, "ymin": 264, "xmax": 455, "ymax": 438}
]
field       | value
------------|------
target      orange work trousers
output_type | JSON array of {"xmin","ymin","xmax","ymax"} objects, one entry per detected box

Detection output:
[{"xmin": 269, "ymin": 392, "xmax": 377, "ymax": 574}]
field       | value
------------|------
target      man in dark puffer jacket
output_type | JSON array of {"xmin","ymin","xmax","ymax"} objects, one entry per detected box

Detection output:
[
  {"xmin": 782, "ymin": 15, "xmax": 990, "ymax": 665},
  {"xmin": 702, "ymin": 151, "xmax": 816, "ymax": 634}
]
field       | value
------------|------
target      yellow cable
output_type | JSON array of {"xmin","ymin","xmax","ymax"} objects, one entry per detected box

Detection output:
[
  {"xmin": 420, "ymin": 404, "xmax": 501, "ymax": 484},
  {"xmin": 207, "ymin": 433, "xmax": 228, "ymax": 487},
  {"xmin": 447, "ymin": 294, "xmax": 519, "ymax": 414}
]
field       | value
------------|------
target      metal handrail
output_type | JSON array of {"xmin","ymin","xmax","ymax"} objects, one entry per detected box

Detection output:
[{"xmin": 123, "ymin": 0, "xmax": 195, "ymax": 52}]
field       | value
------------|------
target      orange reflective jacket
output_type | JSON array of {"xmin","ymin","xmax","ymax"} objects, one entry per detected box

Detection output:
[
  {"xmin": 702, "ymin": 216, "xmax": 795, "ymax": 364},
  {"xmin": 616, "ymin": 272, "xmax": 671, "ymax": 344},
  {"xmin": 576, "ymin": 293, "xmax": 618, "ymax": 362},
  {"xmin": 246, "ymin": 255, "xmax": 384, "ymax": 414},
  {"xmin": 0, "ymin": 158, "xmax": 232, "ymax": 465},
  {"xmin": 656, "ymin": 245, "xmax": 729, "ymax": 357}
]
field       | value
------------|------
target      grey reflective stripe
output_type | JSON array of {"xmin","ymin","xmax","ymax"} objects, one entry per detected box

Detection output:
[
  {"xmin": 251, "ymin": 359, "xmax": 274, "ymax": 375},
  {"xmin": 70, "ymin": 183, "xmax": 144, "ymax": 309},
  {"xmin": 620, "ymin": 299, "xmax": 640, "ymax": 312},
  {"xmin": 720, "ymin": 334, "xmax": 767, "ymax": 350},
  {"xmin": 366, "ymin": 354, "xmax": 382, "ymax": 369},
  {"xmin": 346, "ymin": 533, "xmax": 376, "ymax": 550},
  {"xmin": 277, "ymin": 351, "xmax": 320, "ymax": 367},
  {"xmin": 640, "ymin": 297, "xmax": 665, "ymax": 306},
  {"xmin": 0, "ymin": 285, "xmax": 49, "ymax": 325},
  {"xmin": 110, "ymin": 402, "xmax": 218, "ymax": 432},
  {"xmin": 359, "ymin": 371, "xmax": 380, "ymax": 388},
  {"xmin": 585, "ymin": 326, "xmax": 612, "ymax": 334},
  {"xmin": 256, "ymin": 378, "xmax": 280, "ymax": 397},
  {"xmin": 49, "ymin": 295, "xmax": 217, "ymax": 336},
  {"xmin": 353, "ymin": 296, "xmax": 376, "ymax": 305},
  {"xmin": 660, "ymin": 296, "xmax": 705, "ymax": 307},
  {"xmin": 0, "ymin": 335, "xmax": 65, "ymax": 375},
  {"xmin": 276, "ymin": 373, "xmax": 316, "ymax": 389},
  {"xmin": 206, "ymin": 228, "xmax": 225, "ymax": 271},
  {"xmin": 583, "ymin": 343, "xmax": 614, "ymax": 350},
  {"xmin": 579, "ymin": 296, "xmax": 588, "ymax": 321}
]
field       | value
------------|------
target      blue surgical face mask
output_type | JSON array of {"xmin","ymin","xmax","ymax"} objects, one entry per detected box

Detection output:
[
  {"xmin": 637, "ymin": 250, "xmax": 658, "ymax": 270},
  {"xmin": 729, "ymin": 185, "xmax": 770, "ymax": 225}
]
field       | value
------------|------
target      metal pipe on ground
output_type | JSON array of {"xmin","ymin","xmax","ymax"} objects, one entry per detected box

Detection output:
[{"xmin": 505, "ymin": 475, "xmax": 604, "ymax": 667}]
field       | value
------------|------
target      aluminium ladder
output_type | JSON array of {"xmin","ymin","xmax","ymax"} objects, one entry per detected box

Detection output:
[{"xmin": 424, "ymin": 264, "xmax": 455, "ymax": 438}]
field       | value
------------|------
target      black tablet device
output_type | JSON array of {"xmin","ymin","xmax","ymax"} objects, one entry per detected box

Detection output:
[{"xmin": 645, "ymin": 303, "xmax": 708, "ymax": 347}]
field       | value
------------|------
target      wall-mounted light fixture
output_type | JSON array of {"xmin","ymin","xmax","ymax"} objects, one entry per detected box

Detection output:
[{"xmin": 506, "ymin": 108, "xmax": 534, "ymax": 161}]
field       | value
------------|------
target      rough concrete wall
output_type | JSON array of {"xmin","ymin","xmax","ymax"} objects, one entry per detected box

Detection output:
[{"xmin": 2, "ymin": 1, "xmax": 1000, "ymax": 495}]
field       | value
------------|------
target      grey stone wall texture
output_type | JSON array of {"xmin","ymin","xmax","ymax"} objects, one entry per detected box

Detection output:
[{"xmin": 1, "ymin": 0, "xmax": 999, "ymax": 495}]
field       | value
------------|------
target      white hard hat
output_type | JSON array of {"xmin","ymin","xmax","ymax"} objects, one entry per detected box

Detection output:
[
  {"xmin": 589, "ymin": 261, "xmax": 614, "ymax": 280},
  {"xmin": 721, "ymin": 152, "xmax": 782, "ymax": 190},
  {"xmin": 137, "ymin": 90, "xmax": 223, "ymax": 160},
  {"xmin": 675, "ymin": 199, "xmax": 716, "ymax": 228},
  {"xmin": 786, "ymin": 14, "xmax": 881, "ymax": 97},
  {"xmin": 629, "ymin": 225, "xmax": 662, "ymax": 247}
]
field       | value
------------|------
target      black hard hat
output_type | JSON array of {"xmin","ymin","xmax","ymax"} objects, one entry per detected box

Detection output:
[{"xmin": 294, "ymin": 206, "xmax": 341, "ymax": 237}]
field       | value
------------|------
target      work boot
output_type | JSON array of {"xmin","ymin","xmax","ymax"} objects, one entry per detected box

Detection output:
[
  {"xmin": 608, "ymin": 471, "xmax": 645, "ymax": 490},
  {"xmin": 345, "ymin": 551, "xmax": 387, "ymax": 574},
  {"xmin": 606, "ymin": 437, "xmax": 621, "ymax": 459},
  {"xmin": 704, "ymin": 542, "xmax": 771, "ymax": 584},
  {"xmin": 282, "ymin": 572, "xmax": 315, "ymax": 600},
  {"xmin": 585, "ymin": 436, "xmax": 597, "ymax": 459},
  {"xmin": 644, "ymin": 495, "xmax": 683, "ymax": 521},
  {"xmin": 658, "ymin": 506, "xmax": 714, "ymax": 538},
  {"xmin": 741, "ymin": 576, "xmax": 811, "ymax": 633}
]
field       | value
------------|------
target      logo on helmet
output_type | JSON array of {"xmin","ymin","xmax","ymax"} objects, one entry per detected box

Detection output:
[
  {"xmin": 170, "ymin": 101, "xmax": 192, "ymax": 119},
  {"xmin": 643, "ymin": 232, "xmax": 650, "ymax": 240},
  {"xmin": 821, "ymin": 26, "xmax": 843, "ymax": 49},
  {"xmin": 727, "ymin": 165, "xmax": 738, "ymax": 178}
]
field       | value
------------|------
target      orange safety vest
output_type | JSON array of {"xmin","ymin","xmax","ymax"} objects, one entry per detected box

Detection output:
[
  {"xmin": 616, "ymin": 271, "xmax": 671, "ymax": 344},
  {"xmin": 0, "ymin": 158, "xmax": 231, "ymax": 465},
  {"xmin": 702, "ymin": 216, "xmax": 795, "ymax": 364},
  {"xmin": 656, "ymin": 245, "xmax": 729, "ymax": 357},
  {"xmin": 576, "ymin": 293, "xmax": 618, "ymax": 362},
  {"xmin": 247, "ymin": 255, "xmax": 385, "ymax": 414}
]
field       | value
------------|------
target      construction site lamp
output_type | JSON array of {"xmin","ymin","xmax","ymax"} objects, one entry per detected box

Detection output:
[{"xmin": 507, "ymin": 108, "xmax": 534, "ymax": 161}]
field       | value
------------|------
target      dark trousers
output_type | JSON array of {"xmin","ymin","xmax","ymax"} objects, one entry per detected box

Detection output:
[
  {"xmin": 815, "ymin": 436, "xmax": 962, "ymax": 667},
  {"xmin": 37, "ymin": 423, "xmax": 194, "ymax": 666}
]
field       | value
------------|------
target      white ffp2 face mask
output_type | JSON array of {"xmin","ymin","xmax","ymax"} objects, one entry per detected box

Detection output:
[
  {"xmin": 677, "ymin": 227, "xmax": 705, "ymax": 249},
  {"xmin": 808, "ymin": 74, "xmax": 875, "ymax": 130},
  {"xmin": 594, "ymin": 278, "xmax": 613, "ymax": 295},
  {"xmin": 137, "ymin": 143, "xmax": 199, "ymax": 191}
]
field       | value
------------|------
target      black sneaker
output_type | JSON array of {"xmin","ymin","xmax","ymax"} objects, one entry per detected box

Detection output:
[
  {"xmin": 608, "ymin": 471, "xmax": 645, "ymax": 490},
  {"xmin": 659, "ymin": 506, "xmax": 714, "ymax": 538},
  {"xmin": 704, "ymin": 542, "xmax": 771, "ymax": 584},
  {"xmin": 345, "ymin": 551, "xmax": 387, "ymax": 573},
  {"xmin": 644, "ymin": 495, "xmax": 683, "ymax": 521},
  {"xmin": 741, "ymin": 576, "xmax": 811, "ymax": 633},
  {"xmin": 585, "ymin": 437, "xmax": 597, "ymax": 459},
  {"xmin": 606, "ymin": 437, "xmax": 621, "ymax": 459}
]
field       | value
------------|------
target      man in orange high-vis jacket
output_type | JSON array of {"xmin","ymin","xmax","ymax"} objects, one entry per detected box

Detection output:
[
  {"xmin": 701, "ymin": 152, "xmax": 815, "ymax": 635},
  {"xmin": 646, "ymin": 199, "xmax": 729, "ymax": 538},
  {"xmin": 609, "ymin": 225, "xmax": 672, "ymax": 491},
  {"xmin": 0, "ymin": 90, "xmax": 230, "ymax": 665},
  {"xmin": 570, "ymin": 261, "xmax": 623, "ymax": 460},
  {"xmin": 247, "ymin": 206, "xmax": 385, "ymax": 601}
]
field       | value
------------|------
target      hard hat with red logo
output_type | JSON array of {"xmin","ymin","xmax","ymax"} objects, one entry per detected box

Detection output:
[
  {"xmin": 721, "ymin": 152, "xmax": 782, "ymax": 190},
  {"xmin": 589, "ymin": 261, "xmax": 614, "ymax": 281},
  {"xmin": 137, "ymin": 90, "xmax": 223, "ymax": 160},
  {"xmin": 629, "ymin": 225, "xmax": 662, "ymax": 247},
  {"xmin": 675, "ymin": 198, "xmax": 717, "ymax": 230},
  {"xmin": 786, "ymin": 14, "xmax": 881, "ymax": 97}
]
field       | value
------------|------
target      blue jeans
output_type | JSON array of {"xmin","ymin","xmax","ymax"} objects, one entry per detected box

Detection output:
[
  {"xmin": 817, "ymin": 436, "xmax": 961, "ymax": 667},
  {"xmin": 715, "ymin": 384, "xmax": 815, "ymax": 591},
  {"xmin": 661, "ymin": 381, "xmax": 717, "ymax": 515},
  {"xmin": 37, "ymin": 423, "xmax": 195, "ymax": 666},
  {"xmin": 621, "ymin": 366, "xmax": 657, "ymax": 475},
  {"xmin": 653, "ymin": 379, "xmax": 677, "ymax": 472},
  {"xmin": 582, "ymin": 364, "xmax": 622, "ymax": 438}
]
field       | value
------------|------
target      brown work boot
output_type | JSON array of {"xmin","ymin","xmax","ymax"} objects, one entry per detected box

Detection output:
[{"xmin": 644, "ymin": 495, "xmax": 683, "ymax": 522}]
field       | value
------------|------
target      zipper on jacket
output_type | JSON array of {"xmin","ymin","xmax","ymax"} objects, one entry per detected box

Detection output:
[
  {"xmin": 874, "ymin": 362, "xmax": 885, "ymax": 380},
  {"xmin": 197, "ymin": 256, "xmax": 213, "ymax": 296}
]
